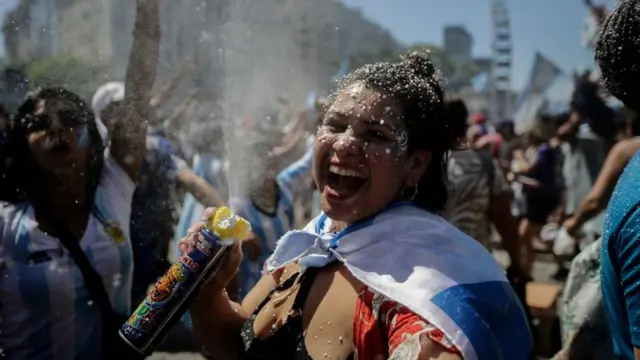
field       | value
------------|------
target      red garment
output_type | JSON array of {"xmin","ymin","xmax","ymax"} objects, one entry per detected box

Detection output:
[
  {"xmin": 353, "ymin": 286, "xmax": 461, "ymax": 359},
  {"xmin": 472, "ymin": 112, "xmax": 487, "ymax": 124},
  {"xmin": 477, "ymin": 133, "xmax": 504, "ymax": 158}
]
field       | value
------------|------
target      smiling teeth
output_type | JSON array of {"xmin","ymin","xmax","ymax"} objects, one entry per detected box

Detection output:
[{"xmin": 329, "ymin": 165, "xmax": 365, "ymax": 178}]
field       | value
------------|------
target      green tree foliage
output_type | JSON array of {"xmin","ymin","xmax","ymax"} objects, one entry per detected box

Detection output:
[{"xmin": 23, "ymin": 55, "xmax": 106, "ymax": 100}]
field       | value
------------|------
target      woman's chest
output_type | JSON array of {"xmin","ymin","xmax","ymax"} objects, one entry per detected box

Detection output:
[{"xmin": 252, "ymin": 267, "xmax": 360, "ymax": 359}]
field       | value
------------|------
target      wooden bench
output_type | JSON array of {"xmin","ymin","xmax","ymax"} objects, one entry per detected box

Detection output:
[{"xmin": 527, "ymin": 282, "xmax": 562, "ymax": 356}]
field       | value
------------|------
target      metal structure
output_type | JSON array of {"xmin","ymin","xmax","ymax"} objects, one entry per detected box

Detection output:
[{"xmin": 489, "ymin": 0, "xmax": 512, "ymax": 122}]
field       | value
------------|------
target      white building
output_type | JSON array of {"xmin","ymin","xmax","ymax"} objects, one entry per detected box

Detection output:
[{"xmin": 444, "ymin": 25, "xmax": 473, "ymax": 63}]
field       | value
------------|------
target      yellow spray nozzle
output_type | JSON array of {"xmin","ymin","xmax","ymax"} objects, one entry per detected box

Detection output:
[{"xmin": 208, "ymin": 206, "xmax": 252, "ymax": 241}]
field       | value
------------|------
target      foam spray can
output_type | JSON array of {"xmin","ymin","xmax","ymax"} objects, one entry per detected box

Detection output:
[{"xmin": 119, "ymin": 207, "xmax": 251, "ymax": 356}]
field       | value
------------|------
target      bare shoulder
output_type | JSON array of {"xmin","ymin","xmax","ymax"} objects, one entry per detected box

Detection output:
[
  {"xmin": 336, "ymin": 264, "xmax": 364, "ymax": 289},
  {"xmin": 611, "ymin": 138, "xmax": 640, "ymax": 161}
]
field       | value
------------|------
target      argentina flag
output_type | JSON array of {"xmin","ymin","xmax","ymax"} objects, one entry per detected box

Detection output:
[{"xmin": 266, "ymin": 203, "xmax": 533, "ymax": 360}]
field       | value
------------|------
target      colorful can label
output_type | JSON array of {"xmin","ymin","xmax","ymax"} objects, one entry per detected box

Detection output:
[{"xmin": 119, "ymin": 229, "xmax": 228, "ymax": 354}]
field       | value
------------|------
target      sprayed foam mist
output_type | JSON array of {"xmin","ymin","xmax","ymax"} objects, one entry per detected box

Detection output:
[{"xmin": 217, "ymin": 0, "xmax": 318, "ymax": 201}]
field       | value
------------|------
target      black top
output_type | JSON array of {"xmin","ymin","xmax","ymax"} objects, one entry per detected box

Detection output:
[{"xmin": 239, "ymin": 267, "xmax": 354, "ymax": 360}]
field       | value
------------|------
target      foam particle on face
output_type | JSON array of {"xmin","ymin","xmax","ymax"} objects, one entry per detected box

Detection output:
[{"xmin": 346, "ymin": 82, "xmax": 365, "ymax": 98}]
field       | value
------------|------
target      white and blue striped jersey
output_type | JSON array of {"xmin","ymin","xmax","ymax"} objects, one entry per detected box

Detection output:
[
  {"xmin": 173, "ymin": 153, "xmax": 228, "ymax": 251},
  {"xmin": 231, "ymin": 147, "xmax": 314, "ymax": 297},
  {"xmin": 0, "ymin": 155, "xmax": 135, "ymax": 360}
]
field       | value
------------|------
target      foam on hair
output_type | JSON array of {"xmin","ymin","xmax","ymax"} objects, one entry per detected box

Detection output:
[
  {"xmin": 596, "ymin": 0, "xmax": 640, "ymax": 110},
  {"xmin": 326, "ymin": 51, "xmax": 453, "ymax": 212}
]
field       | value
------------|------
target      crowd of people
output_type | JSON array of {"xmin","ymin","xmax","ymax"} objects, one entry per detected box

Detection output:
[{"xmin": 2, "ymin": 0, "xmax": 640, "ymax": 359}]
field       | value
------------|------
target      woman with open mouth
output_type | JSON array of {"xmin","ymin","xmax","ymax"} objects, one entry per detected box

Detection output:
[
  {"xmin": 0, "ymin": 0, "xmax": 159, "ymax": 358},
  {"xmin": 182, "ymin": 51, "xmax": 533, "ymax": 360}
]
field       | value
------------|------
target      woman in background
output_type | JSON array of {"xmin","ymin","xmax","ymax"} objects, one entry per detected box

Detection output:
[
  {"xmin": 443, "ymin": 98, "xmax": 530, "ymax": 276},
  {"xmin": 513, "ymin": 123, "xmax": 560, "ymax": 271},
  {"xmin": 0, "ymin": 0, "xmax": 159, "ymax": 358}
]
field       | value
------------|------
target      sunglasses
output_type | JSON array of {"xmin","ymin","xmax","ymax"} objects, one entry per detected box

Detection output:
[{"xmin": 21, "ymin": 110, "xmax": 88, "ymax": 133}]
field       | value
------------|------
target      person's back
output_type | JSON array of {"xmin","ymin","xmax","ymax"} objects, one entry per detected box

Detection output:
[
  {"xmin": 601, "ymin": 151, "xmax": 640, "ymax": 359},
  {"xmin": 442, "ymin": 98, "xmax": 511, "ymax": 249},
  {"xmin": 444, "ymin": 149, "xmax": 509, "ymax": 249}
]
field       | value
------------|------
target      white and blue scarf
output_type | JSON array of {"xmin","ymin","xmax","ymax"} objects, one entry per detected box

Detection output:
[{"xmin": 266, "ymin": 203, "xmax": 533, "ymax": 360}]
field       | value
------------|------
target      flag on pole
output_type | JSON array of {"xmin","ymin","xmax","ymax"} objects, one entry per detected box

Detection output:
[{"xmin": 514, "ymin": 52, "xmax": 563, "ymax": 115}]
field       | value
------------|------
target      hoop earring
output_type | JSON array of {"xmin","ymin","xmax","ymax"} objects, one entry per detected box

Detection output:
[{"xmin": 401, "ymin": 185, "xmax": 418, "ymax": 201}]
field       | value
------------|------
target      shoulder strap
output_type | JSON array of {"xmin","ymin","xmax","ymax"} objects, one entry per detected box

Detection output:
[
  {"xmin": 34, "ymin": 203, "xmax": 116, "ymax": 320},
  {"xmin": 291, "ymin": 267, "xmax": 320, "ymax": 310}
]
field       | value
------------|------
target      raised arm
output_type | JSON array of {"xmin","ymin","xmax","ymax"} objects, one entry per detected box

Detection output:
[
  {"xmin": 565, "ymin": 139, "xmax": 640, "ymax": 234},
  {"xmin": 111, "ymin": 0, "xmax": 160, "ymax": 181},
  {"xmin": 150, "ymin": 57, "xmax": 195, "ymax": 109},
  {"xmin": 163, "ymin": 89, "xmax": 199, "ymax": 134},
  {"xmin": 269, "ymin": 111, "xmax": 308, "ymax": 158},
  {"xmin": 176, "ymin": 169, "xmax": 225, "ymax": 208}
]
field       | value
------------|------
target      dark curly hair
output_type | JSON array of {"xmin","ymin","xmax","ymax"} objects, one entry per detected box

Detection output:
[
  {"xmin": 3, "ymin": 87, "xmax": 105, "ymax": 203},
  {"xmin": 595, "ymin": 0, "xmax": 640, "ymax": 111},
  {"xmin": 327, "ymin": 51, "xmax": 454, "ymax": 212},
  {"xmin": 444, "ymin": 98, "xmax": 470, "ymax": 145}
]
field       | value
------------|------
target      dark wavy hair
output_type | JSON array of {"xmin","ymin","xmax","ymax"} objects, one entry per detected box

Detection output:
[
  {"xmin": 327, "ymin": 51, "xmax": 454, "ymax": 212},
  {"xmin": 595, "ymin": 0, "xmax": 640, "ymax": 111},
  {"xmin": 444, "ymin": 98, "xmax": 470, "ymax": 145},
  {"xmin": 4, "ymin": 87, "xmax": 105, "ymax": 203}
]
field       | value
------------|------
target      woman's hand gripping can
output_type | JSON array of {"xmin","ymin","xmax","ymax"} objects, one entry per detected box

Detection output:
[{"xmin": 119, "ymin": 207, "xmax": 251, "ymax": 355}]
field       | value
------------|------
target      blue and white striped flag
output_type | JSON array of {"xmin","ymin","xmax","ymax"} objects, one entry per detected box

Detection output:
[{"xmin": 266, "ymin": 203, "xmax": 533, "ymax": 360}]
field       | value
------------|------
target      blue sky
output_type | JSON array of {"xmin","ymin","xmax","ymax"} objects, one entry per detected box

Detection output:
[
  {"xmin": 0, "ymin": 0, "xmax": 615, "ymax": 92},
  {"xmin": 342, "ymin": 0, "xmax": 616, "ymax": 92}
]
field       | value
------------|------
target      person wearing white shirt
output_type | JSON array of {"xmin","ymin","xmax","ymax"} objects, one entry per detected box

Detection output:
[{"xmin": 0, "ymin": 0, "xmax": 160, "ymax": 358}]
